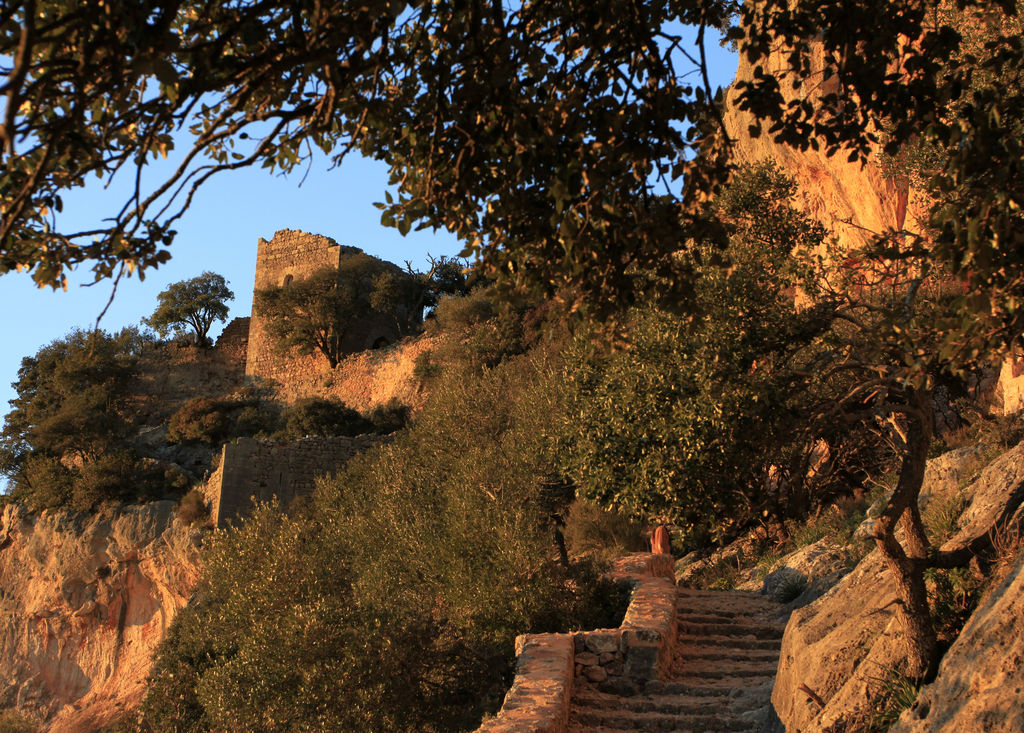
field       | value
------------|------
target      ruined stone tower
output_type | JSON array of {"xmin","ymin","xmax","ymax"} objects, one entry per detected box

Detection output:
[{"xmin": 245, "ymin": 229, "xmax": 412, "ymax": 385}]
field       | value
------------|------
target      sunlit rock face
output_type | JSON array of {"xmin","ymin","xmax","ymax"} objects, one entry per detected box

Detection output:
[
  {"xmin": 722, "ymin": 40, "xmax": 931, "ymax": 254},
  {"xmin": 0, "ymin": 501, "xmax": 203, "ymax": 732}
]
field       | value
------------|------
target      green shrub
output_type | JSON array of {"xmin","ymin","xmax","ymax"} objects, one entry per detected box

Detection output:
[
  {"xmin": 140, "ymin": 346, "xmax": 610, "ymax": 731},
  {"xmin": 176, "ymin": 489, "xmax": 209, "ymax": 525},
  {"xmin": 430, "ymin": 289, "xmax": 495, "ymax": 332},
  {"xmin": 368, "ymin": 399, "xmax": 409, "ymax": 434},
  {"xmin": 164, "ymin": 465, "xmax": 192, "ymax": 492},
  {"xmin": 926, "ymin": 566, "xmax": 982, "ymax": 645},
  {"xmin": 72, "ymin": 450, "xmax": 141, "ymax": 512},
  {"xmin": 564, "ymin": 499, "xmax": 650, "ymax": 562},
  {"xmin": 867, "ymin": 667, "xmax": 921, "ymax": 731},
  {"xmin": 279, "ymin": 397, "xmax": 371, "ymax": 439},
  {"xmin": 773, "ymin": 574, "xmax": 809, "ymax": 604},
  {"xmin": 923, "ymin": 489, "xmax": 969, "ymax": 545},
  {"xmin": 0, "ymin": 328, "xmax": 148, "ymax": 511},
  {"xmin": 234, "ymin": 404, "xmax": 280, "ymax": 438},
  {"xmin": 558, "ymin": 164, "xmax": 840, "ymax": 537},
  {"xmin": 167, "ymin": 398, "xmax": 234, "ymax": 445}
]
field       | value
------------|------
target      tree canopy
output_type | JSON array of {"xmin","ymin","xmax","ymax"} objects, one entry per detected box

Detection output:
[
  {"xmin": 0, "ymin": 328, "xmax": 158, "ymax": 510},
  {"xmin": 144, "ymin": 271, "xmax": 234, "ymax": 346},
  {"xmin": 255, "ymin": 253, "xmax": 417, "ymax": 368},
  {"xmin": 0, "ymin": 0, "xmax": 732, "ymax": 311}
]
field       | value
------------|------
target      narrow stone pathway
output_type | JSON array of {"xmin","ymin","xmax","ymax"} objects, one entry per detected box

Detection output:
[{"xmin": 568, "ymin": 588, "xmax": 786, "ymax": 732}]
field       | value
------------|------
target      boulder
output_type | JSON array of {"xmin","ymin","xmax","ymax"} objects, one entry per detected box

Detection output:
[
  {"xmin": 770, "ymin": 548, "xmax": 903, "ymax": 732},
  {"xmin": 940, "ymin": 441, "xmax": 1024, "ymax": 556},
  {"xmin": 753, "ymin": 538, "xmax": 852, "ymax": 607},
  {"xmin": 892, "ymin": 550, "xmax": 1024, "ymax": 733},
  {"xmin": 774, "ymin": 441, "xmax": 1024, "ymax": 732}
]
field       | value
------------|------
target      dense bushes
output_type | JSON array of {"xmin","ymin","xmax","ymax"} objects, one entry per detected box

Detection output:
[
  {"xmin": 136, "ymin": 346, "xmax": 621, "ymax": 732},
  {"xmin": 166, "ymin": 398, "xmax": 237, "ymax": 445},
  {"xmin": 0, "ymin": 328, "xmax": 176, "ymax": 511},
  {"xmin": 278, "ymin": 397, "xmax": 371, "ymax": 439},
  {"xmin": 558, "ymin": 163, "xmax": 841, "ymax": 542}
]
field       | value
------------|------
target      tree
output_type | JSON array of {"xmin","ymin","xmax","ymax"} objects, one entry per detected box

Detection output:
[
  {"xmin": 2, "ymin": 2, "xmax": 1021, "ymax": 328},
  {"xmin": 255, "ymin": 253, "xmax": 416, "ymax": 368},
  {"xmin": 144, "ymin": 271, "xmax": 233, "ymax": 346},
  {"xmin": 730, "ymin": 2, "xmax": 1024, "ymax": 681},
  {"xmin": 0, "ymin": 328, "xmax": 155, "ymax": 510},
  {"xmin": 0, "ymin": 0, "xmax": 733, "ymax": 311},
  {"xmin": 561, "ymin": 162, "xmax": 842, "ymax": 541}
]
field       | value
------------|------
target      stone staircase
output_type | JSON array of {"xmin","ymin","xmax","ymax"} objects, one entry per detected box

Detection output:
[{"xmin": 568, "ymin": 588, "xmax": 785, "ymax": 732}]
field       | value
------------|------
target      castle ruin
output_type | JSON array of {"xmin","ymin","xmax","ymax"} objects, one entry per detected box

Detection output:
[{"xmin": 245, "ymin": 229, "xmax": 413, "ymax": 385}]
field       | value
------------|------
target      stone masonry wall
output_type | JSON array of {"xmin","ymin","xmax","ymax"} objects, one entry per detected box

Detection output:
[
  {"xmin": 209, "ymin": 435, "xmax": 382, "ymax": 526},
  {"xmin": 215, "ymin": 316, "xmax": 250, "ymax": 365},
  {"xmin": 245, "ymin": 229, "xmax": 416, "ymax": 391},
  {"xmin": 245, "ymin": 229, "xmax": 350, "ymax": 385}
]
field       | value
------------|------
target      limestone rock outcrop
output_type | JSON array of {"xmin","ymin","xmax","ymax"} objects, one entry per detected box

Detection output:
[
  {"xmin": 772, "ymin": 443, "xmax": 1024, "ymax": 732},
  {"xmin": 722, "ymin": 39, "xmax": 929, "ymax": 254},
  {"xmin": 891, "ymin": 551, "xmax": 1024, "ymax": 733},
  {"xmin": 770, "ymin": 547, "xmax": 903, "ymax": 732},
  {"xmin": 0, "ymin": 501, "xmax": 203, "ymax": 732}
]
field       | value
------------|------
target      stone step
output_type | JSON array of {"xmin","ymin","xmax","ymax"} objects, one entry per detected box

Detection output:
[
  {"xmin": 573, "ymin": 690, "xmax": 736, "ymax": 716},
  {"xmin": 570, "ymin": 708, "xmax": 753, "ymax": 732},
  {"xmin": 675, "ymin": 659, "xmax": 778, "ymax": 675},
  {"xmin": 675, "ymin": 645, "xmax": 781, "ymax": 663},
  {"xmin": 677, "ymin": 620, "xmax": 785, "ymax": 639},
  {"xmin": 676, "ymin": 634, "xmax": 782, "ymax": 651},
  {"xmin": 655, "ymin": 678, "xmax": 774, "ymax": 697}
]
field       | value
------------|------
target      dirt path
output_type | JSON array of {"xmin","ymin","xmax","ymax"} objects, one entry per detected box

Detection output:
[{"xmin": 568, "ymin": 588, "xmax": 786, "ymax": 732}]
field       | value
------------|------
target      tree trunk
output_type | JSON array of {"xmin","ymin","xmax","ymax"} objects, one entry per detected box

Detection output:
[{"xmin": 872, "ymin": 386, "xmax": 938, "ymax": 680}]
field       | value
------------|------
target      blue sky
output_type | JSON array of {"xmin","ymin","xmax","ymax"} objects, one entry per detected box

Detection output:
[
  {"xmin": 0, "ymin": 28, "xmax": 737, "ymax": 430},
  {"xmin": 0, "ymin": 152, "xmax": 463, "ymax": 419}
]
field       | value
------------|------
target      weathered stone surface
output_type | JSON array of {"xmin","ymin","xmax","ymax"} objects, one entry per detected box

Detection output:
[
  {"xmin": 479, "ymin": 554, "xmax": 678, "ymax": 733},
  {"xmin": 0, "ymin": 501, "xmax": 203, "ymax": 732},
  {"xmin": 478, "ymin": 633, "xmax": 574, "ymax": 733},
  {"xmin": 574, "ymin": 652, "xmax": 598, "ymax": 667},
  {"xmin": 774, "ymin": 442, "xmax": 1024, "ymax": 732},
  {"xmin": 940, "ymin": 441, "xmax": 1024, "ymax": 554},
  {"xmin": 208, "ymin": 434, "xmax": 385, "ymax": 526},
  {"xmin": 856, "ymin": 445, "xmax": 988, "ymax": 541},
  {"xmin": 892, "ymin": 551, "xmax": 1024, "ymax": 733},
  {"xmin": 723, "ymin": 38, "xmax": 929, "ymax": 257},
  {"xmin": 582, "ymin": 631, "xmax": 619, "ymax": 656},
  {"xmin": 736, "ymin": 537, "xmax": 851, "ymax": 607},
  {"xmin": 771, "ymin": 548, "xmax": 901, "ymax": 732}
]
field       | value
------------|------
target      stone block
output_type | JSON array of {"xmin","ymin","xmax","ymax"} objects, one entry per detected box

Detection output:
[{"xmin": 583, "ymin": 631, "xmax": 620, "ymax": 655}]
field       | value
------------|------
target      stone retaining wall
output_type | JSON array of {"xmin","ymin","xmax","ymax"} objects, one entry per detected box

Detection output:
[
  {"xmin": 477, "ymin": 552, "xmax": 676, "ymax": 733},
  {"xmin": 208, "ymin": 435, "xmax": 383, "ymax": 526}
]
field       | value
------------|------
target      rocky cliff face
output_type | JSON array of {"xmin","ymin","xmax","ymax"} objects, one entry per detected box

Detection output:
[
  {"xmin": 0, "ymin": 501, "xmax": 203, "ymax": 732},
  {"xmin": 722, "ymin": 42, "xmax": 930, "ymax": 254}
]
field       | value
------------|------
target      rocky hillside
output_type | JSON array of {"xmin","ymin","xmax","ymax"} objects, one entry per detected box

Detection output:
[
  {"xmin": 0, "ymin": 502, "xmax": 204, "ymax": 732},
  {"xmin": 722, "ymin": 39, "xmax": 930, "ymax": 254}
]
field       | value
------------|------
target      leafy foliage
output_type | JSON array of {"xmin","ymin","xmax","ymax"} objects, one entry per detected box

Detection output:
[
  {"xmin": 560, "ymin": 163, "xmax": 834, "ymax": 539},
  {"xmin": 278, "ymin": 397, "xmax": 371, "ymax": 440},
  {"xmin": 166, "ymin": 398, "xmax": 236, "ymax": 446},
  {"xmin": 0, "ymin": 0, "xmax": 733, "ymax": 313},
  {"xmin": 144, "ymin": 272, "xmax": 234, "ymax": 346},
  {"xmin": 0, "ymin": 328, "xmax": 168, "ymax": 510},
  {"xmin": 137, "ymin": 346, "xmax": 621, "ymax": 732}
]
